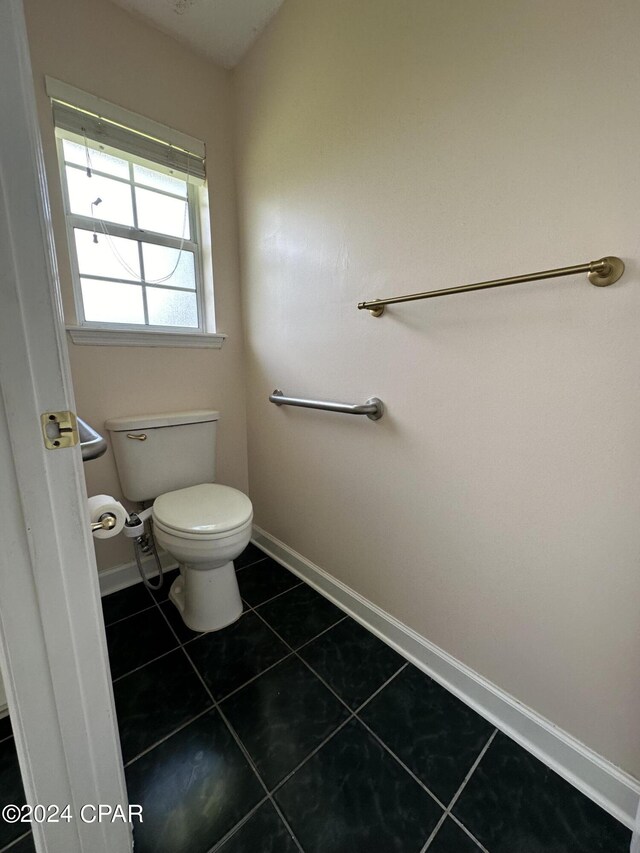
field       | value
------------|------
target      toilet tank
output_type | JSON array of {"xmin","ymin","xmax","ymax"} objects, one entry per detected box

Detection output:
[{"xmin": 104, "ymin": 410, "xmax": 220, "ymax": 502}]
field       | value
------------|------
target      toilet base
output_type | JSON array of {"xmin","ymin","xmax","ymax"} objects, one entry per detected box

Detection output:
[{"xmin": 169, "ymin": 560, "xmax": 243, "ymax": 632}]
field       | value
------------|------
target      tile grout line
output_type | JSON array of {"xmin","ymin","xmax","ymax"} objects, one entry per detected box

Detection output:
[
  {"xmin": 152, "ymin": 590, "xmax": 193, "ymax": 636},
  {"xmin": 249, "ymin": 600, "xmax": 494, "ymax": 850},
  {"xmin": 150, "ymin": 595, "xmax": 306, "ymax": 852},
  {"xmin": 215, "ymin": 650, "xmax": 295, "ymax": 703},
  {"xmin": 264, "ymin": 662, "xmax": 414, "ymax": 800},
  {"xmin": 351, "ymin": 662, "xmax": 409, "ymax": 715},
  {"xmin": 269, "ymin": 715, "xmax": 356, "ymax": 797},
  {"xmin": 303, "ymin": 652, "xmax": 407, "ymax": 720},
  {"xmin": 0, "ymin": 830, "xmax": 33, "ymax": 853},
  {"xmin": 215, "ymin": 702, "xmax": 306, "ymax": 853},
  {"xmin": 252, "ymin": 577, "xmax": 352, "ymax": 622},
  {"xmin": 161, "ymin": 587, "xmax": 353, "ymax": 848},
  {"xmin": 111, "ymin": 644, "xmax": 180, "ymax": 684},
  {"xmin": 355, "ymin": 716, "xmax": 447, "ymax": 811},
  {"xmin": 445, "ymin": 728, "xmax": 498, "ymax": 814},
  {"xmin": 247, "ymin": 605, "xmax": 451, "ymax": 813},
  {"xmin": 121, "ymin": 595, "xmax": 220, "ymax": 766},
  {"xmin": 293, "ymin": 614, "xmax": 349, "ymax": 651},
  {"xmin": 247, "ymin": 579, "xmax": 304, "ymax": 610},
  {"xmin": 418, "ymin": 811, "xmax": 448, "ymax": 853},
  {"xmin": 163, "ymin": 583, "xmax": 331, "ymax": 853},
  {"xmin": 206, "ymin": 795, "xmax": 270, "ymax": 852},
  {"xmin": 440, "ymin": 728, "xmax": 497, "ymax": 842},
  {"xmin": 103, "ymin": 600, "xmax": 157, "ymax": 629},
  {"xmin": 250, "ymin": 611, "xmax": 351, "ymax": 657},
  {"xmin": 123, "ymin": 703, "xmax": 215, "ymax": 768},
  {"xmin": 249, "ymin": 607, "xmax": 347, "ymax": 692},
  {"xmin": 178, "ymin": 635, "xmax": 287, "ymax": 841},
  {"xmin": 250, "ymin": 603, "xmax": 405, "ymax": 724},
  {"xmin": 241, "ymin": 602, "xmax": 364, "ymax": 798},
  {"xmin": 419, "ymin": 728, "xmax": 497, "ymax": 853},
  {"xmin": 446, "ymin": 815, "xmax": 491, "ymax": 853},
  {"xmin": 177, "ymin": 624, "xmax": 291, "ymax": 709},
  {"xmin": 254, "ymin": 600, "xmax": 446, "ymax": 809},
  {"xmin": 246, "ymin": 586, "xmax": 411, "ymax": 703},
  {"xmin": 130, "ymin": 591, "xmax": 288, "ymax": 736},
  {"xmin": 200, "ymin": 592, "xmax": 354, "ymax": 832},
  {"xmin": 262, "ymin": 797, "xmax": 306, "ymax": 853},
  {"xmin": 105, "ymin": 580, "xmax": 182, "ymax": 682},
  {"xmin": 234, "ymin": 556, "xmax": 269, "ymax": 574}
]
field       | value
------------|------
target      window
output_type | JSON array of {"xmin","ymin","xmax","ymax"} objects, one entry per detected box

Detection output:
[
  {"xmin": 58, "ymin": 135, "xmax": 202, "ymax": 329},
  {"xmin": 47, "ymin": 80, "xmax": 219, "ymax": 343}
]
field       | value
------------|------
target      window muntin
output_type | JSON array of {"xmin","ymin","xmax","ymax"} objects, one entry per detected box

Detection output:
[{"xmin": 58, "ymin": 134, "xmax": 203, "ymax": 331}]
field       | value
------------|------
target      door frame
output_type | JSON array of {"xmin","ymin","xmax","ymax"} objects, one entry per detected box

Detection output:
[{"xmin": 0, "ymin": 1, "xmax": 131, "ymax": 850}]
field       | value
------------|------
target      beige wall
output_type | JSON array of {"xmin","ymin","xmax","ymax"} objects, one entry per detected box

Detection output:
[
  {"xmin": 24, "ymin": 0, "xmax": 248, "ymax": 571},
  {"xmin": 234, "ymin": 0, "xmax": 640, "ymax": 777}
]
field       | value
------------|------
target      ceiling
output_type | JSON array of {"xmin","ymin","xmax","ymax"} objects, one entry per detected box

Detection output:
[{"xmin": 110, "ymin": 0, "xmax": 285, "ymax": 69}]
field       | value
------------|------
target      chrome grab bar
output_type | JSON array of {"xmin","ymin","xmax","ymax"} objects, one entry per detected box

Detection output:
[
  {"xmin": 269, "ymin": 389, "xmax": 384, "ymax": 421},
  {"xmin": 77, "ymin": 416, "xmax": 107, "ymax": 461},
  {"xmin": 358, "ymin": 256, "xmax": 625, "ymax": 316}
]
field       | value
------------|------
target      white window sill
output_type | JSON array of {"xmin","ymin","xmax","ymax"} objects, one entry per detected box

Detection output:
[{"xmin": 66, "ymin": 326, "xmax": 227, "ymax": 349}]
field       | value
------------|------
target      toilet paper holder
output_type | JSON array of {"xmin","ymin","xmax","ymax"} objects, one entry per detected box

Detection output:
[
  {"xmin": 88, "ymin": 494, "xmax": 130, "ymax": 539},
  {"xmin": 88, "ymin": 506, "xmax": 152, "ymax": 535},
  {"xmin": 90, "ymin": 512, "xmax": 118, "ymax": 533}
]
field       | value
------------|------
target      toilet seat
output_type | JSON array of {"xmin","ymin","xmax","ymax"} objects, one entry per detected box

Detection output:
[{"xmin": 153, "ymin": 483, "xmax": 253, "ymax": 540}]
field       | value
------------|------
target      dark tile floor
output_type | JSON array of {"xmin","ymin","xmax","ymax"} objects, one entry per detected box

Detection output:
[
  {"xmin": 98, "ymin": 544, "xmax": 632, "ymax": 853},
  {"xmin": 0, "ymin": 721, "xmax": 35, "ymax": 853},
  {"xmin": 0, "ymin": 543, "xmax": 631, "ymax": 853}
]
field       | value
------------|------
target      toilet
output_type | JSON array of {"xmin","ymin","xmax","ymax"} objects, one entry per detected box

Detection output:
[{"xmin": 104, "ymin": 410, "xmax": 252, "ymax": 632}]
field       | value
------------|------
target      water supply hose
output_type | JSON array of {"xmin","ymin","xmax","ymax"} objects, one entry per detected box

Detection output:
[{"xmin": 128, "ymin": 512, "xmax": 164, "ymax": 591}]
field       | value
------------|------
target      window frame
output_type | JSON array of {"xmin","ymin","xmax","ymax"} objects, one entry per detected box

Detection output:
[{"xmin": 55, "ymin": 130, "xmax": 210, "ymax": 335}]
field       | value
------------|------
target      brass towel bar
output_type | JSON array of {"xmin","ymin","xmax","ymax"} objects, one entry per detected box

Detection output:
[{"xmin": 357, "ymin": 256, "xmax": 625, "ymax": 317}]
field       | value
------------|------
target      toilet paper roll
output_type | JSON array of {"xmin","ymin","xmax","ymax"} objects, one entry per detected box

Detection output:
[{"xmin": 88, "ymin": 494, "xmax": 128, "ymax": 540}]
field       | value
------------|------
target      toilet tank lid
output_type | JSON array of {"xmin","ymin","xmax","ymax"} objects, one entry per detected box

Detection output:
[{"xmin": 105, "ymin": 410, "xmax": 220, "ymax": 431}]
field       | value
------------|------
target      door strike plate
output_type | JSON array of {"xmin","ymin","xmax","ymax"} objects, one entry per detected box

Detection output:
[{"xmin": 41, "ymin": 411, "xmax": 79, "ymax": 449}]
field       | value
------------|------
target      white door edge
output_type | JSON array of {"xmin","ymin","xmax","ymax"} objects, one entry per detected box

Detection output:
[{"xmin": 0, "ymin": 1, "xmax": 131, "ymax": 850}]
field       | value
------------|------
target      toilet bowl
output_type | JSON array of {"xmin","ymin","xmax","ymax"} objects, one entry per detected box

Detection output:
[{"xmin": 152, "ymin": 483, "xmax": 253, "ymax": 632}]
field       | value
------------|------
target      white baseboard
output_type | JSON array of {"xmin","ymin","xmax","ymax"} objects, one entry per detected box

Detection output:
[
  {"xmin": 252, "ymin": 525, "xmax": 640, "ymax": 831},
  {"xmin": 98, "ymin": 550, "xmax": 177, "ymax": 597}
]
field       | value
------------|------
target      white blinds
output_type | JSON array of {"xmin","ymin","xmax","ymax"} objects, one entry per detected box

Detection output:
[{"xmin": 51, "ymin": 100, "xmax": 206, "ymax": 183}]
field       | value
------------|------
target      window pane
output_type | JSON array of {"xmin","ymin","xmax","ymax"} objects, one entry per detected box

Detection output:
[
  {"xmin": 146, "ymin": 288, "xmax": 198, "ymax": 327},
  {"xmin": 62, "ymin": 139, "xmax": 129, "ymax": 179},
  {"xmin": 142, "ymin": 243, "xmax": 195, "ymax": 289},
  {"xmin": 135, "ymin": 187, "xmax": 190, "ymax": 239},
  {"xmin": 133, "ymin": 164, "xmax": 187, "ymax": 197},
  {"xmin": 74, "ymin": 229, "xmax": 140, "ymax": 281},
  {"xmin": 66, "ymin": 166, "xmax": 134, "ymax": 226},
  {"xmin": 81, "ymin": 278, "xmax": 144, "ymax": 324}
]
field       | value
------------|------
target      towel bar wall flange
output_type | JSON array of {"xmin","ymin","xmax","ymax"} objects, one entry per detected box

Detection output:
[
  {"xmin": 357, "ymin": 256, "xmax": 625, "ymax": 316},
  {"xmin": 269, "ymin": 390, "xmax": 384, "ymax": 421}
]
